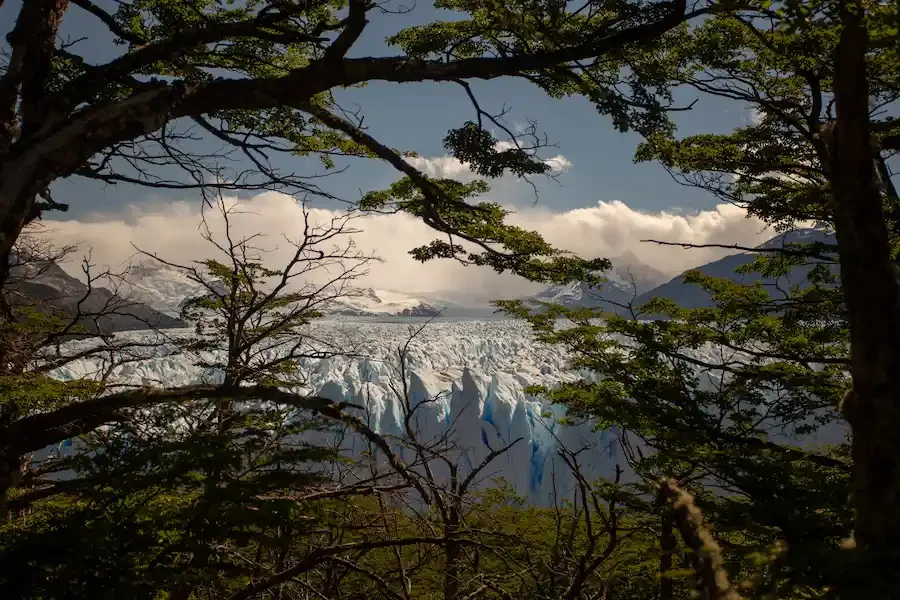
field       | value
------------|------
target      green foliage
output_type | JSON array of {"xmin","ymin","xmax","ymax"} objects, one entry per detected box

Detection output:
[
  {"xmin": 6, "ymin": 0, "xmax": 900, "ymax": 597},
  {"xmin": 0, "ymin": 252, "xmax": 352, "ymax": 599},
  {"xmin": 633, "ymin": 2, "xmax": 900, "ymax": 233},
  {"xmin": 1, "ymin": 403, "xmax": 338, "ymax": 599},
  {"xmin": 361, "ymin": 174, "xmax": 611, "ymax": 283},
  {"xmin": 0, "ymin": 373, "xmax": 102, "ymax": 414},
  {"xmin": 388, "ymin": 0, "xmax": 683, "ymax": 134},
  {"xmin": 178, "ymin": 252, "xmax": 329, "ymax": 387},
  {"xmin": 482, "ymin": 4, "xmax": 900, "ymax": 597},
  {"xmin": 497, "ymin": 257, "xmax": 853, "ymax": 595}
]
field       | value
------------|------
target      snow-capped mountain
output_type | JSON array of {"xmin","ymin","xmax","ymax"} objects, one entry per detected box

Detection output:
[
  {"xmin": 120, "ymin": 259, "xmax": 439, "ymax": 318},
  {"xmin": 5, "ymin": 252, "xmax": 182, "ymax": 333},
  {"xmin": 120, "ymin": 258, "xmax": 226, "ymax": 317},
  {"xmin": 324, "ymin": 287, "xmax": 440, "ymax": 318},
  {"xmin": 526, "ymin": 228, "xmax": 839, "ymax": 314},
  {"xmin": 527, "ymin": 252, "xmax": 668, "ymax": 313}
]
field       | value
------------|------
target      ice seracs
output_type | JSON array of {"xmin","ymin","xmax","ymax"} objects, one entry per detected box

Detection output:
[
  {"xmin": 50, "ymin": 319, "xmax": 844, "ymax": 505},
  {"xmin": 51, "ymin": 320, "xmax": 629, "ymax": 504}
]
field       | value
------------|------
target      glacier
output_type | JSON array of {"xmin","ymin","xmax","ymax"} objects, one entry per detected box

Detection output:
[
  {"xmin": 50, "ymin": 319, "xmax": 632, "ymax": 504},
  {"xmin": 48, "ymin": 318, "xmax": 845, "ymax": 505}
]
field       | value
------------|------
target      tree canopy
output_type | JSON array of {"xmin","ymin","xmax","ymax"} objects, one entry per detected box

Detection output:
[{"xmin": 3, "ymin": 0, "xmax": 900, "ymax": 598}]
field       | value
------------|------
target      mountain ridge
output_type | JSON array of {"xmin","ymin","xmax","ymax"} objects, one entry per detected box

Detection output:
[
  {"xmin": 525, "ymin": 228, "xmax": 837, "ymax": 314},
  {"xmin": 632, "ymin": 227, "xmax": 837, "ymax": 311},
  {"xmin": 5, "ymin": 253, "xmax": 184, "ymax": 333},
  {"xmin": 119, "ymin": 259, "xmax": 441, "ymax": 318},
  {"xmin": 526, "ymin": 252, "xmax": 669, "ymax": 313}
]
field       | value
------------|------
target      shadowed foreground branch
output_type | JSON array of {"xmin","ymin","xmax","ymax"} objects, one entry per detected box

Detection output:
[{"xmin": 659, "ymin": 478, "xmax": 742, "ymax": 600}]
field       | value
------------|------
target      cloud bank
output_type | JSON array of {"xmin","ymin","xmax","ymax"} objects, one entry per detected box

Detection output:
[{"xmin": 40, "ymin": 153, "xmax": 776, "ymax": 302}]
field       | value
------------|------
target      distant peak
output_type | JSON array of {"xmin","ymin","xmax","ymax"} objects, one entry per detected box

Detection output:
[
  {"xmin": 613, "ymin": 250, "xmax": 641, "ymax": 264},
  {"xmin": 128, "ymin": 256, "xmax": 170, "ymax": 271},
  {"xmin": 757, "ymin": 227, "xmax": 836, "ymax": 250}
]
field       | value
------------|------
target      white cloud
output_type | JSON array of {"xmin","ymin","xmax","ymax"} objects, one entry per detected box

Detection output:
[
  {"xmin": 406, "ymin": 146, "xmax": 572, "ymax": 181},
  {"xmin": 543, "ymin": 154, "xmax": 572, "ymax": 173},
  {"xmin": 405, "ymin": 154, "xmax": 476, "ymax": 180},
  {"xmin": 41, "ymin": 192, "xmax": 777, "ymax": 303},
  {"xmin": 748, "ymin": 107, "xmax": 764, "ymax": 125},
  {"xmin": 508, "ymin": 200, "xmax": 775, "ymax": 274}
]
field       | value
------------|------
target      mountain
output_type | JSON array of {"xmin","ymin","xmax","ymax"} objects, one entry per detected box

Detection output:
[
  {"xmin": 633, "ymin": 227, "xmax": 838, "ymax": 311},
  {"xmin": 119, "ymin": 258, "xmax": 226, "ymax": 317},
  {"xmin": 6, "ymin": 253, "xmax": 183, "ymax": 333},
  {"xmin": 120, "ymin": 259, "xmax": 440, "ymax": 319},
  {"xmin": 527, "ymin": 252, "xmax": 669, "ymax": 313},
  {"xmin": 325, "ymin": 288, "xmax": 441, "ymax": 317}
]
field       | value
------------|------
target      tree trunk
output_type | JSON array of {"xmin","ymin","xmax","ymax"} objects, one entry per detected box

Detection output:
[
  {"xmin": 0, "ymin": 172, "xmax": 41, "ymax": 287},
  {"xmin": 660, "ymin": 509, "xmax": 675, "ymax": 600},
  {"xmin": 444, "ymin": 504, "xmax": 462, "ymax": 600},
  {"xmin": 830, "ymin": 0, "xmax": 900, "ymax": 559},
  {"xmin": 0, "ymin": 452, "xmax": 21, "ymax": 524}
]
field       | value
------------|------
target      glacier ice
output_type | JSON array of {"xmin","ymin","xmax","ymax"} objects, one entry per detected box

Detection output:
[
  {"xmin": 51, "ymin": 319, "xmax": 632, "ymax": 504},
  {"xmin": 49, "ymin": 318, "xmax": 846, "ymax": 505}
]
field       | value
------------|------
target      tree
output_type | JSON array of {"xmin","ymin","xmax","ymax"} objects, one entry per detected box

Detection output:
[
  {"xmin": 0, "ymin": 221, "xmax": 194, "ymax": 518},
  {"xmin": 498, "ymin": 257, "xmax": 854, "ymax": 596},
  {"xmin": 9, "ymin": 0, "xmax": 900, "ymax": 595},
  {"xmin": 632, "ymin": 0, "xmax": 900, "ymax": 572},
  {"xmin": 279, "ymin": 322, "xmax": 668, "ymax": 600},
  {"xmin": 1, "ymin": 217, "xmax": 669, "ymax": 599},
  {"xmin": 0, "ymin": 0, "xmax": 717, "ymax": 289},
  {"xmin": 0, "ymin": 195, "xmax": 451, "ymax": 599},
  {"xmin": 0, "ymin": 1, "xmax": 747, "ymax": 573},
  {"xmin": 487, "ymin": 0, "xmax": 900, "ymax": 596}
]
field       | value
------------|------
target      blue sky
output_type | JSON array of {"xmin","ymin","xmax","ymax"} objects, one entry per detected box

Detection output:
[{"xmin": 2, "ymin": 0, "xmax": 753, "ymax": 219}]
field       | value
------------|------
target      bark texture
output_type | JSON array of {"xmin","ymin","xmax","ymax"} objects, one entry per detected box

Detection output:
[{"xmin": 830, "ymin": 0, "xmax": 900, "ymax": 557}]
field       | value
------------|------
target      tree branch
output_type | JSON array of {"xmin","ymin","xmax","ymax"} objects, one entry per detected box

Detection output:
[
  {"xmin": 227, "ymin": 536, "xmax": 468, "ymax": 600},
  {"xmin": 69, "ymin": 0, "xmax": 146, "ymax": 45},
  {"xmin": 658, "ymin": 478, "xmax": 742, "ymax": 600}
]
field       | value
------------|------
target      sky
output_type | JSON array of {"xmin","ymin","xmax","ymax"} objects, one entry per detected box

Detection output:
[{"xmin": 1, "ymin": 0, "xmax": 778, "ymax": 299}]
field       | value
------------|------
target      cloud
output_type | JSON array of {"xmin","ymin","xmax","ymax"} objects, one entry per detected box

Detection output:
[
  {"xmin": 406, "ymin": 146, "xmax": 572, "ymax": 181},
  {"xmin": 41, "ymin": 191, "xmax": 777, "ymax": 303},
  {"xmin": 508, "ymin": 201, "xmax": 775, "ymax": 274},
  {"xmin": 543, "ymin": 154, "xmax": 573, "ymax": 173},
  {"xmin": 749, "ymin": 108, "xmax": 763, "ymax": 125}
]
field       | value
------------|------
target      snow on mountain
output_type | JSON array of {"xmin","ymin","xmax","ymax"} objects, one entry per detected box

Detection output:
[
  {"xmin": 120, "ymin": 259, "xmax": 439, "ymax": 319},
  {"xmin": 6, "ymin": 253, "xmax": 182, "ymax": 332},
  {"xmin": 120, "ymin": 258, "xmax": 226, "ymax": 317},
  {"xmin": 528, "ymin": 228, "xmax": 839, "ymax": 315},
  {"xmin": 528, "ymin": 253, "xmax": 668, "ymax": 313},
  {"xmin": 325, "ymin": 288, "xmax": 440, "ymax": 317},
  {"xmin": 399, "ymin": 292, "xmax": 501, "ymax": 318}
]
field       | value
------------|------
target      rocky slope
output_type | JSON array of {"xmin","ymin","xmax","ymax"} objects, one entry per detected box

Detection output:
[{"xmin": 6, "ymin": 253, "xmax": 183, "ymax": 333}]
